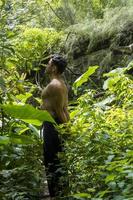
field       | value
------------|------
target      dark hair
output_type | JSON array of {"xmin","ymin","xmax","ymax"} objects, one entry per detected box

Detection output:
[{"xmin": 51, "ymin": 54, "xmax": 67, "ymax": 74}]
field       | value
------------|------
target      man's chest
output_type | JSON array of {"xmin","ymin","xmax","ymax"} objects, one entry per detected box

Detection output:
[{"xmin": 42, "ymin": 86, "xmax": 50, "ymax": 99}]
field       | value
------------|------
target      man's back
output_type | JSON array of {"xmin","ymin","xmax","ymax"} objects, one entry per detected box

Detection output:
[{"xmin": 41, "ymin": 78, "xmax": 69, "ymax": 123}]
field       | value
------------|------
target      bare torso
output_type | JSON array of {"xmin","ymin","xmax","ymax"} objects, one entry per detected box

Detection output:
[{"xmin": 41, "ymin": 78, "xmax": 69, "ymax": 123}]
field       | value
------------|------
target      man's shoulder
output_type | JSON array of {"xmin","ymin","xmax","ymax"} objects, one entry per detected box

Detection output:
[
  {"xmin": 47, "ymin": 81, "xmax": 62, "ymax": 94},
  {"xmin": 50, "ymin": 79, "xmax": 64, "ymax": 88}
]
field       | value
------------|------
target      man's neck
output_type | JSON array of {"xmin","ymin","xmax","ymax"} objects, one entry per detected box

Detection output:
[{"xmin": 49, "ymin": 73, "xmax": 62, "ymax": 81}]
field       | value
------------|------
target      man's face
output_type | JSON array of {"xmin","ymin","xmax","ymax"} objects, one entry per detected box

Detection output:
[{"xmin": 45, "ymin": 58, "xmax": 53, "ymax": 74}]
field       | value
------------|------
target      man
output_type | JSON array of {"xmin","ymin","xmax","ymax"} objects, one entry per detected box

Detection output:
[{"xmin": 41, "ymin": 54, "xmax": 69, "ymax": 199}]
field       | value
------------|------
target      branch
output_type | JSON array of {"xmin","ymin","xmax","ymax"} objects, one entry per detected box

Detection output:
[
  {"xmin": 111, "ymin": 43, "xmax": 133, "ymax": 55},
  {"xmin": 46, "ymin": 1, "xmax": 68, "ymax": 25}
]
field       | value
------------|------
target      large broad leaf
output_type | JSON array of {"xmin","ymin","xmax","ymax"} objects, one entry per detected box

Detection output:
[
  {"xmin": 103, "ymin": 63, "xmax": 133, "ymax": 78},
  {"xmin": 103, "ymin": 68, "xmax": 124, "ymax": 77},
  {"xmin": 73, "ymin": 66, "xmax": 99, "ymax": 90},
  {"xmin": 1, "ymin": 104, "xmax": 55, "ymax": 126}
]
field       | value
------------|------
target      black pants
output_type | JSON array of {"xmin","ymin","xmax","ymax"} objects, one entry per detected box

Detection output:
[{"xmin": 42, "ymin": 120, "xmax": 63, "ymax": 197}]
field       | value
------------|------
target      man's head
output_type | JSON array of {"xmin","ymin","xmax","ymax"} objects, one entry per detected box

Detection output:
[{"xmin": 46, "ymin": 54, "xmax": 67, "ymax": 75}]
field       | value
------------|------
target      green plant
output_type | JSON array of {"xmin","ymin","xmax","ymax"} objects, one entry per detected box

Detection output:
[
  {"xmin": 60, "ymin": 63, "xmax": 133, "ymax": 200},
  {"xmin": 11, "ymin": 27, "xmax": 64, "ymax": 72}
]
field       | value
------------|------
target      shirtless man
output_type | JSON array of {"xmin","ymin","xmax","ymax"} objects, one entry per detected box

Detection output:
[{"xmin": 41, "ymin": 54, "xmax": 69, "ymax": 199}]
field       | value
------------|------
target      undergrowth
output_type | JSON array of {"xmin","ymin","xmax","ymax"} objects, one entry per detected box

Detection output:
[{"xmin": 60, "ymin": 62, "xmax": 133, "ymax": 200}]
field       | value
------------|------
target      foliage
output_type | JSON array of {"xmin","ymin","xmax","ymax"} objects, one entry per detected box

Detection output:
[
  {"xmin": 0, "ymin": 102, "xmax": 54, "ymax": 199},
  {"xmin": 12, "ymin": 27, "xmax": 64, "ymax": 72},
  {"xmin": 0, "ymin": 141, "xmax": 44, "ymax": 200},
  {"xmin": 60, "ymin": 63, "xmax": 133, "ymax": 199}
]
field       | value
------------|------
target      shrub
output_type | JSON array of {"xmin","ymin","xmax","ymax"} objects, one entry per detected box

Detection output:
[
  {"xmin": 12, "ymin": 27, "xmax": 64, "ymax": 71},
  {"xmin": 61, "ymin": 63, "xmax": 133, "ymax": 200}
]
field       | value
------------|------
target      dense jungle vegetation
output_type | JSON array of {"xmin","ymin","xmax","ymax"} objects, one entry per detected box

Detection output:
[{"xmin": 0, "ymin": 0, "xmax": 133, "ymax": 199}]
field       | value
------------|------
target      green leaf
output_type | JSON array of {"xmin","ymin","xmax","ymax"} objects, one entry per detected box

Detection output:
[
  {"xmin": 73, "ymin": 66, "xmax": 99, "ymax": 90},
  {"xmin": 0, "ymin": 136, "xmax": 10, "ymax": 145},
  {"xmin": 10, "ymin": 135, "xmax": 34, "ymax": 145},
  {"xmin": 1, "ymin": 104, "xmax": 55, "ymax": 126},
  {"xmin": 127, "ymin": 172, "xmax": 133, "ymax": 178},
  {"xmin": 29, "ymin": 124, "xmax": 40, "ymax": 137},
  {"xmin": 99, "ymin": 190, "xmax": 110, "ymax": 197},
  {"xmin": 91, "ymin": 199, "xmax": 102, "ymax": 200},
  {"xmin": 95, "ymin": 95, "xmax": 115, "ymax": 108},
  {"xmin": 103, "ymin": 77, "xmax": 120, "ymax": 90},
  {"xmin": 108, "ymin": 181, "xmax": 117, "ymax": 189},
  {"xmin": 103, "ymin": 68, "xmax": 124, "ymax": 77},
  {"xmin": 0, "ymin": 135, "xmax": 35, "ymax": 145},
  {"xmin": 106, "ymin": 155, "xmax": 115, "ymax": 163},
  {"xmin": 112, "ymin": 195, "xmax": 125, "ymax": 200},
  {"xmin": 73, "ymin": 193, "xmax": 91, "ymax": 199},
  {"xmin": 16, "ymin": 93, "xmax": 32, "ymax": 103},
  {"xmin": 127, "ymin": 150, "xmax": 133, "ymax": 157},
  {"xmin": 105, "ymin": 174, "xmax": 116, "ymax": 183},
  {"xmin": 17, "ymin": 127, "xmax": 30, "ymax": 135},
  {"xmin": 126, "ymin": 61, "xmax": 133, "ymax": 72}
]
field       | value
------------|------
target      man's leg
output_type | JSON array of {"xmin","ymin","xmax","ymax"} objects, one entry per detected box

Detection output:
[{"xmin": 42, "ymin": 122, "xmax": 62, "ymax": 198}]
